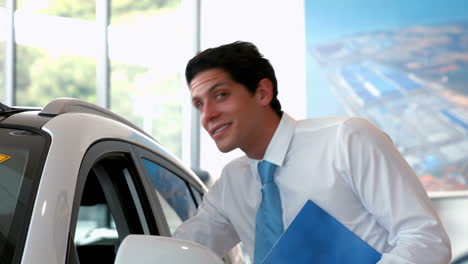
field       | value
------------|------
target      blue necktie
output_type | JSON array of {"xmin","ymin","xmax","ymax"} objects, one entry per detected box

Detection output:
[{"xmin": 254, "ymin": 160, "xmax": 283, "ymax": 264}]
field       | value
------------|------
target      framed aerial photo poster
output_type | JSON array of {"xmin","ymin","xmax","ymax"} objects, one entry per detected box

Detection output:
[{"xmin": 305, "ymin": 0, "xmax": 468, "ymax": 194}]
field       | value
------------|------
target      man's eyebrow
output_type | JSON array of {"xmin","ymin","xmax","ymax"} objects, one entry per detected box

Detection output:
[{"xmin": 191, "ymin": 82, "xmax": 226, "ymax": 102}]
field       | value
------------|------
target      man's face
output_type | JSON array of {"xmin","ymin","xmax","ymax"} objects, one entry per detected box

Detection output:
[{"xmin": 190, "ymin": 69, "xmax": 265, "ymax": 154}]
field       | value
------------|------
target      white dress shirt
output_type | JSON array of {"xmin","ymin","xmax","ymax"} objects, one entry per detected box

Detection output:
[{"xmin": 174, "ymin": 112, "xmax": 451, "ymax": 263}]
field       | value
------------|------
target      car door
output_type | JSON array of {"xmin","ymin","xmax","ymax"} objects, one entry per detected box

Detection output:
[
  {"xmin": 65, "ymin": 140, "xmax": 164, "ymax": 264},
  {"xmin": 132, "ymin": 146, "xmax": 245, "ymax": 264}
]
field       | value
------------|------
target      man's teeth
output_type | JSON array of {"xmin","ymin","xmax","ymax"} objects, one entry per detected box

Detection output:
[{"xmin": 214, "ymin": 125, "xmax": 229, "ymax": 134}]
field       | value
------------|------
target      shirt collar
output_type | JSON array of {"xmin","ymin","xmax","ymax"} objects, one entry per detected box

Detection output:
[{"xmin": 249, "ymin": 112, "xmax": 296, "ymax": 167}]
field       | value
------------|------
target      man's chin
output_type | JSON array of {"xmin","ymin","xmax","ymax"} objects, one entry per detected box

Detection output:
[{"xmin": 215, "ymin": 143, "xmax": 236, "ymax": 153}]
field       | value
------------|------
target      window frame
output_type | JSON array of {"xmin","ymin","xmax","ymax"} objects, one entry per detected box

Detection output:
[{"xmin": 66, "ymin": 140, "xmax": 166, "ymax": 263}]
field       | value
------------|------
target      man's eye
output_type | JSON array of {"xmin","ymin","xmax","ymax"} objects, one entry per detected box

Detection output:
[
  {"xmin": 216, "ymin": 92, "xmax": 227, "ymax": 99},
  {"xmin": 194, "ymin": 102, "xmax": 203, "ymax": 109}
]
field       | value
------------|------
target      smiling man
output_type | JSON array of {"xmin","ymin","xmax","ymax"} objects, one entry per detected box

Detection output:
[
  {"xmin": 190, "ymin": 68, "xmax": 279, "ymax": 159},
  {"xmin": 173, "ymin": 41, "xmax": 451, "ymax": 264}
]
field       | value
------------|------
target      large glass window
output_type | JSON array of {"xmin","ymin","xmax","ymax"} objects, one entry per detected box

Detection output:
[
  {"xmin": 305, "ymin": 1, "xmax": 468, "ymax": 194},
  {"xmin": 17, "ymin": 0, "xmax": 95, "ymax": 20},
  {"xmin": 15, "ymin": 0, "xmax": 97, "ymax": 107},
  {"xmin": 141, "ymin": 158, "xmax": 197, "ymax": 234},
  {"xmin": 4, "ymin": 0, "xmax": 191, "ymax": 159},
  {"xmin": 109, "ymin": 0, "xmax": 189, "ymax": 158},
  {"xmin": 0, "ymin": 127, "xmax": 48, "ymax": 264}
]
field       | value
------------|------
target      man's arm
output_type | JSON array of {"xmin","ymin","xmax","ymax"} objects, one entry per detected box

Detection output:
[
  {"xmin": 173, "ymin": 179, "xmax": 240, "ymax": 258},
  {"xmin": 338, "ymin": 118, "xmax": 451, "ymax": 264}
]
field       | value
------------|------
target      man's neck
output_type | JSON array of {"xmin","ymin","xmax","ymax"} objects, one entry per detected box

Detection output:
[{"xmin": 244, "ymin": 112, "xmax": 281, "ymax": 160}]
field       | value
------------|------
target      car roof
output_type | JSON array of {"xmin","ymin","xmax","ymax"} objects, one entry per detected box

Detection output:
[
  {"xmin": 1, "ymin": 98, "xmax": 153, "ymax": 140},
  {"xmin": 1, "ymin": 97, "xmax": 206, "ymax": 189},
  {"xmin": 40, "ymin": 98, "xmax": 154, "ymax": 139}
]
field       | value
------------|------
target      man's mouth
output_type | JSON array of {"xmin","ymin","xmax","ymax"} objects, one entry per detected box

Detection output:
[{"xmin": 211, "ymin": 123, "xmax": 231, "ymax": 136}]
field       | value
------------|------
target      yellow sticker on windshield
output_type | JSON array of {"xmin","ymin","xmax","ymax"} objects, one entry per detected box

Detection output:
[{"xmin": 0, "ymin": 154, "xmax": 12, "ymax": 163}]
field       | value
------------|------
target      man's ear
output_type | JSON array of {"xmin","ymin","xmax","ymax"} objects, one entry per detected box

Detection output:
[{"xmin": 255, "ymin": 78, "xmax": 274, "ymax": 106}]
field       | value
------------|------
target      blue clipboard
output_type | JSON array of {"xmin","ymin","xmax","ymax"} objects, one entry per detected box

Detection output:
[{"xmin": 261, "ymin": 200, "xmax": 382, "ymax": 263}]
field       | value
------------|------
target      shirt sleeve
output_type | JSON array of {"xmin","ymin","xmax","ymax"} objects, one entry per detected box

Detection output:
[
  {"xmin": 337, "ymin": 118, "xmax": 451, "ymax": 264},
  {"xmin": 172, "ymin": 176, "xmax": 240, "ymax": 258}
]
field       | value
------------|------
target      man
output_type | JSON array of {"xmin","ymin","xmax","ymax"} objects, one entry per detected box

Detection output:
[{"xmin": 174, "ymin": 41, "xmax": 451, "ymax": 263}]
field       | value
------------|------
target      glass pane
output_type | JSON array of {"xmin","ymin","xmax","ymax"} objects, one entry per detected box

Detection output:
[
  {"xmin": 75, "ymin": 204, "xmax": 117, "ymax": 246},
  {"xmin": 142, "ymin": 158, "xmax": 197, "ymax": 234},
  {"xmin": 0, "ymin": 134, "xmax": 29, "ymax": 246},
  {"xmin": 17, "ymin": 0, "xmax": 95, "ymax": 21},
  {"xmin": 305, "ymin": 1, "xmax": 468, "ymax": 194},
  {"xmin": 109, "ymin": 0, "xmax": 188, "ymax": 158},
  {"xmin": 16, "ymin": 46, "xmax": 96, "ymax": 107},
  {"xmin": 74, "ymin": 169, "xmax": 119, "ymax": 264},
  {"xmin": 0, "ymin": 127, "xmax": 47, "ymax": 264},
  {"xmin": 15, "ymin": 1, "xmax": 97, "ymax": 107}
]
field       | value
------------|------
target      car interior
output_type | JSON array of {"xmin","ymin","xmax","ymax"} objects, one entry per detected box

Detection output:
[{"xmin": 70, "ymin": 157, "xmax": 150, "ymax": 264}]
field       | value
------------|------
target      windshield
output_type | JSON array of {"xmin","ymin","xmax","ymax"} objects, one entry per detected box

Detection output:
[{"xmin": 0, "ymin": 127, "xmax": 48, "ymax": 263}]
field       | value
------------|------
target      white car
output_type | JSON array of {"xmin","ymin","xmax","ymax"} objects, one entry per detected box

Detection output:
[{"xmin": 0, "ymin": 98, "xmax": 243, "ymax": 264}]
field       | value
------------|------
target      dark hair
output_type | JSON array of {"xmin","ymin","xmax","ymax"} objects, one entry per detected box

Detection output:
[{"xmin": 185, "ymin": 41, "xmax": 282, "ymax": 116}]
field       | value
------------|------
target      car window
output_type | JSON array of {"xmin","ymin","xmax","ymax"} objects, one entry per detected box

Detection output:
[
  {"xmin": 75, "ymin": 204, "xmax": 117, "ymax": 245},
  {"xmin": 75, "ymin": 169, "xmax": 118, "ymax": 248},
  {"xmin": 0, "ymin": 127, "xmax": 48, "ymax": 264},
  {"xmin": 141, "ymin": 158, "xmax": 197, "ymax": 234},
  {"xmin": 72, "ymin": 152, "xmax": 154, "ymax": 264},
  {"xmin": 0, "ymin": 146, "xmax": 27, "ymax": 239}
]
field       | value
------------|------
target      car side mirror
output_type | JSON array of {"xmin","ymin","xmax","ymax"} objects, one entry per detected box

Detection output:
[{"xmin": 114, "ymin": 235, "xmax": 224, "ymax": 264}]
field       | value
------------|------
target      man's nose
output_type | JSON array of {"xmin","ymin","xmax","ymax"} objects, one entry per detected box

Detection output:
[{"xmin": 201, "ymin": 101, "xmax": 220, "ymax": 125}]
